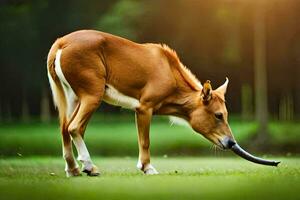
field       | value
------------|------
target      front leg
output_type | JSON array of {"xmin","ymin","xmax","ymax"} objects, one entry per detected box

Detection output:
[{"xmin": 135, "ymin": 106, "xmax": 158, "ymax": 175}]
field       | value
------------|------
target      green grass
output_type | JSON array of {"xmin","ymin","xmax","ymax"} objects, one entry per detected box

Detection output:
[
  {"xmin": 1, "ymin": 117, "xmax": 299, "ymax": 199},
  {"xmin": 0, "ymin": 119, "xmax": 257, "ymax": 156},
  {"xmin": 0, "ymin": 118, "xmax": 300, "ymax": 156},
  {"xmin": 0, "ymin": 157, "xmax": 299, "ymax": 200}
]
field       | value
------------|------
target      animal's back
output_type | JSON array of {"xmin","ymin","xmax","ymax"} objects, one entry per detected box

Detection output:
[{"xmin": 50, "ymin": 30, "xmax": 174, "ymax": 100}]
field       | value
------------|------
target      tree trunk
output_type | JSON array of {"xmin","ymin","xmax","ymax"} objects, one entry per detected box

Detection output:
[
  {"xmin": 40, "ymin": 87, "xmax": 51, "ymax": 123},
  {"xmin": 254, "ymin": 4, "xmax": 269, "ymax": 143},
  {"xmin": 21, "ymin": 96, "xmax": 30, "ymax": 123},
  {"xmin": 241, "ymin": 84, "xmax": 253, "ymax": 121},
  {"xmin": 5, "ymin": 101, "xmax": 13, "ymax": 123},
  {"xmin": 0, "ymin": 101, "xmax": 2, "ymax": 123},
  {"xmin": 279, "ymin": 93, "xmax": 294, "ymax": 121}
]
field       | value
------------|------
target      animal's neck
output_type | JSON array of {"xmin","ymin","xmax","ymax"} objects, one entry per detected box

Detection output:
[
  {"xmin": 154, "ymin": 54, "xmax": 202, "ymax": 119},
  {"xmin": 155, "ymin": 79, "xmax": 200, "ymax": 120}
]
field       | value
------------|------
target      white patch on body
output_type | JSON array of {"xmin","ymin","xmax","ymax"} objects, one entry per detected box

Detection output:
[
  {"xmin": 54, "ymin": 49, "xmax": 78, "ymax": 118},
  {"xmin": 54, "ymin": 50, "xmax": 69, "ymax": 87},
  {"xmin": 103, "ymin": 84, "xmax": 140, "ymax": 109},
  {"xmin": 169, "ymin": 116, "xmax": 190, "ymax": 127},
  {"xmin": 47, "ymin": 71, "xmax": 58, "ymax": 107}
]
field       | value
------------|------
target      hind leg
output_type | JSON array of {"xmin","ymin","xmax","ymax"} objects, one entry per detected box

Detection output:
[
  {"xmin": 58, "ymin": 45, "xmax": 106, "ymax": 176},
  {"xmin": 61, "ymin": 127, "xmax": 81, "ymax": 177},
  {"xmin": 62, "ymin": 93, "xmax": 81, "ymax": 177},
  {"xmin": 69, "ymin": 96, "xmax": 102, "ymax": 176},
  {"xmin": 68, "ymin": 80, "xmax": 105, "ymax": 176}
]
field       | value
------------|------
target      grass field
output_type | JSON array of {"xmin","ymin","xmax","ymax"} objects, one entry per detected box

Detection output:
[
  {"xmin": 0, "ymin": 157, "xmax": 299, "ymax": 200},
  {"xmin": 1, "ymin": 118, "xmax": 299, "ymax": 199},
  {"xmin": 1, "ymin": 118, "xmax": 300, "ymax": 156}
]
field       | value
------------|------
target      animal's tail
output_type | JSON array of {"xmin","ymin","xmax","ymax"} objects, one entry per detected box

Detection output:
[{"xmin": 47, "ymin": 42, "xmax": 68, "ymax": 134}]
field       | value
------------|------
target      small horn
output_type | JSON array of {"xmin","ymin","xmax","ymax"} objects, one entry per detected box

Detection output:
[
  {"xmin": 231, "ymin": 143, "xmax": 280, "ymax": 166},
  {"xmin": 216, "ymin": 77, "xmax": 229, "ymax": 95}
]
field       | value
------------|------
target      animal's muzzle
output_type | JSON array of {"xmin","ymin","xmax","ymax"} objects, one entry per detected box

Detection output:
[{"xmin": 219, "ymin": 136, "xmax": 236, "ymax": 149}]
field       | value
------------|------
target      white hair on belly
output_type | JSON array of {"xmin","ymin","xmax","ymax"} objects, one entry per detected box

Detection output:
[
  {"xmin": 169, "ymin": 116, "xmax": 190, "ymax": 127},
  {"xmin": 103, "ymin": 84, "xmax": 140, "ymax": 110}
]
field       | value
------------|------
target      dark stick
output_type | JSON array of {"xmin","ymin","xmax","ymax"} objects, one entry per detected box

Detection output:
[{"xmin": 231, "ymin": 143, "xmax": 280, "ymax": 166}]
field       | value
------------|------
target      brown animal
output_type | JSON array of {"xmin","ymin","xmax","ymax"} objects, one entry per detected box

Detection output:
[{"xmin": 47, "ymin": 30, "xmax": 234, "ymax": 177}]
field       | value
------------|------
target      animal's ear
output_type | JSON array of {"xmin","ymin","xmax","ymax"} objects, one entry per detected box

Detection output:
[
  {"xmin": 201, "ymin": 80, "xmax": 212, "ymax": 104},
  {"xmin": 215, "ymin": 77, "xmax": 229, "ymax": 95}
]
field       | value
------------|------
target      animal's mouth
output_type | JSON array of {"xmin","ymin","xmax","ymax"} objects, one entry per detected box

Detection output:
[
  {"xmin": 217, "ymin": 139, "xmax": 226, "ymax": 150},
  {"xmin": 204, "ymin": 134, "xmax": 229, "ymax": 150}
]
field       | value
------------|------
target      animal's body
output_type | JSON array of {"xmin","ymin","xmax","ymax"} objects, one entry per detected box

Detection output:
[{"xmin": 47, "ymin": 30, "xmax": 232, "ymax": 177}]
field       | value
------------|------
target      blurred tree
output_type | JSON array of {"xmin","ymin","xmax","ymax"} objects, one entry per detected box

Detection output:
[
  {"xmin": 241, "ymin": 84, "xmax": 253, "ymax": 121},
  {"xmin": 253, "ymin": 2, "xmax": 269, "ymax": 142},
  {"xmin": 95, "ymin": 0, "xmax": 144, "ymax": 40},
  {"xmin": 0, "ymin": 0, "xmax": 299, "ymax": 121},
  {"xmin": 21, "ymin": 91, "xmax": 30, "ymax": 123},
  {"xmin": 0, "ymin": 101, "xmax": 2, "ymax": 122},
  {"xmin": 0, "ymin": 0, "xmax": 116, "ymax": 121},
  {"xmin": 279, "ymin": 94, "xmax": 294, "ymax": 121},
  {"xmin": 40, "ymin": 86, "xmax": 50, "ymax": 123},
  {"xmin": 0, "ymin": 2, "xmax": 38, "ymax": 120},
  {"xmin": 217, "ymin": 2, "xmax": 241, "ymax": 65}
]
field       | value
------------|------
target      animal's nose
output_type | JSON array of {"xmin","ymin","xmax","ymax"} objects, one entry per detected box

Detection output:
[{"xmin": 220, "ymin": 136, "xmax": 236, "ymax": 149}]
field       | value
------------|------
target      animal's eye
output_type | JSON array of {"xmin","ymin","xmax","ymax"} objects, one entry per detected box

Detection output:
[{"xmin": 215, "ymin": 112, "xmax": 223, "ymax": 120}]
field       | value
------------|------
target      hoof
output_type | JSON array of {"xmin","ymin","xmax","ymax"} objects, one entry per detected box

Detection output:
[
  {"xmin": 144, "ymin": 167, "xmax": 159, "ymax": 175},
  {"xmin": 137, "ymin": 161, "xmax": 159, "ymax": 175},
  {"xmin": 66, "ymin": 167, "xmax": 81, "ymax": 177},
  {"xmin": 82, "ymin": 165, "xmax": 100, "ymax": 176},
  {"xmin": 82, "ymin": 169, "xmax": 100, "ymax": 176}
]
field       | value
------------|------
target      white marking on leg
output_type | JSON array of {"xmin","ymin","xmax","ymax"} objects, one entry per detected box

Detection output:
[
  {"xmin": 62, "ymin": 144, "xmax": 80, "ymax": 177},
  {"xmin": 72, "ymin": 135, "xmax": 93, "ymax": 171},
  {"xmin": 137, "ymin": 160, "xmax": 143, "ymax": 170},
  {"xmin": 103, "ymin": 84, "xmax": 140, "ymax": 109},
  {"xmin": 137, "ymin": 160, "xmax": 159, "ymax": 175}
]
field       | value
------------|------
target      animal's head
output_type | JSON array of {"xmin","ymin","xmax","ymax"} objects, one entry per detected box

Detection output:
[
  {"xmin": 189, "ymin": 78, "xmax": 235, "ymax": 149},
  {"xmin": 186, "ymin": 78, "xmax": 280, "ymax": 166}
]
